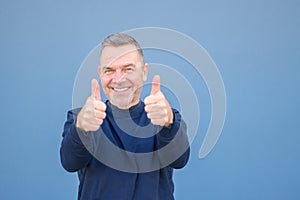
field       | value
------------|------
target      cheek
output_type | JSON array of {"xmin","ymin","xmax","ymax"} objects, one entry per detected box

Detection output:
[
  {"xmin": 128, "ymin": 72, "xmax": 145, "ymax": 85},
  {"xmin": 100, "ymin": 77, "xmax": 110, "ymax": 89}
]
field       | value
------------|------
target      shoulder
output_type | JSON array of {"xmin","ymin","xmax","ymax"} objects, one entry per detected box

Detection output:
[{"xmin": 66, "ymin": 107, "xmax": 82, "ymax": 121}]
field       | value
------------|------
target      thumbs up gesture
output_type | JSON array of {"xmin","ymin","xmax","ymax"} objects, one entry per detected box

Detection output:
[
  {"xmin": 76, "ymin": 79, "xmax": 107, "ymax": 132},
  {"xmin": 144, "ymin": 75, "xmax": 174, "ymax": 127}
]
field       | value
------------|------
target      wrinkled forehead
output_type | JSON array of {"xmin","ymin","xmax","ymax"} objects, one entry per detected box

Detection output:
[{"xmin": 100, "ymin": 44, "xmax": 142, "ymax": 68}]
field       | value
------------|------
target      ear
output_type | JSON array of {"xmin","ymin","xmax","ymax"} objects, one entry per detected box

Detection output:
[
  {"xmin": 142, "ymin": 63, "xmax": 149, "ymax": 82},
  {"xmin": 97, "ymin": 65, "xmax": 102, "ymax": 76}
]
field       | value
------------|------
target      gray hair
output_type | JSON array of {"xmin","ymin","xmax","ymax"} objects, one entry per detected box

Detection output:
[{"xmin": 100, "ymin": 33, "xmax": 144, "ymax": 62}]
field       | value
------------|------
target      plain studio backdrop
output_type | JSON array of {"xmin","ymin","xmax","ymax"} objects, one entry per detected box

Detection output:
[{"xmin": 0, "ymin": 0, "xmax": 299, "ymax": 199}]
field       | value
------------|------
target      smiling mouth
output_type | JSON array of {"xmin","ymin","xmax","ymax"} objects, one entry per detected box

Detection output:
[{"xmin": 112, "ymin": 87, "xmax": 130, "ymax": 92}]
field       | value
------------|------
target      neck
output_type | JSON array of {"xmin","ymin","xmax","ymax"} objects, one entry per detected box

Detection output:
[{"xmin": 110, "ymin": 98, "xmax": 141, "ymax": 110}]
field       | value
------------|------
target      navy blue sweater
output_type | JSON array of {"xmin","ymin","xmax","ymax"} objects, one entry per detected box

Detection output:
[{"xmin": 60, "ymin": 101, "xmax": 190, "ymax": 200}]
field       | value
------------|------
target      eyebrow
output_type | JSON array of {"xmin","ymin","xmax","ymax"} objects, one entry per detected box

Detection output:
[
  {"xmin": 102, "ymin": 63, "xmax": 136, "ymax": 70},
  {"xmin": 122, "ymin": 63, "xmax": 136, "ymax": 68}
]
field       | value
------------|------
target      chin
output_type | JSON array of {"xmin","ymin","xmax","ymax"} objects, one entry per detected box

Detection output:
[
  {"xmin": 110, "ymin": 98, "xmax": 132, "ymax": 109},
  {"xmin": 110, "ymin": 92, "xmax": 139, "ymax": 109}
]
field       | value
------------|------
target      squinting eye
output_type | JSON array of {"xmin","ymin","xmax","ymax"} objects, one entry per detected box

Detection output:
[
  {"xmin": 125, "ymin": 68, "xmax": 134, "ymax": 72},
  {"xmin": 103, "ymin": 69, "xmax": 113, "ymax": 74}
]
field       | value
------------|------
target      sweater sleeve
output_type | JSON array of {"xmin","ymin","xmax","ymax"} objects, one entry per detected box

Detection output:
[
  {"xmin": 156, "ymin": 109, "xmax": 190, "ymax": 169},
  {"xmin": 60, "ymin": 109, "xmax": 94, "ymax": 172}
]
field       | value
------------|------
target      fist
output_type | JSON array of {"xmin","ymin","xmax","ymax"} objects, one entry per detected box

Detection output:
[
  {"xmin": 144, "ymin": 75, "xmax": 173, "ymax": 127},
  {"xmin": 76, "ymin": 79, "xmax": 107, "ymax": 132}
]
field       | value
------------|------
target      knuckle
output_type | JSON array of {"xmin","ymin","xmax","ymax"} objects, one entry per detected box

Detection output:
[
  {"xmin": 81, "ymin": 121, "xmax": 87, "ymax": 129},
  {"xmin": 163, "ymin": 109, "xmax": 168, "ymax": 115},
  {"xmin": 102, "ymin": 103, "xmax": 107, "ymax": 110},
  {"xmin": 85, "ymin": 106, "xmax": 93, "ymax": 113},
  {"xmin": 164, "ymin": 117, "xmax": 168, "ymax": 123},
  {"xmin": 86, "ymin": 97, "xmax": 94, "ymax": 104}
]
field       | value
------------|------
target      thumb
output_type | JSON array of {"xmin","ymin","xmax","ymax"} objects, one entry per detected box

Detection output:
[
  {"xmin": 151, "ymin": 75, "xmax": 160, "ymax": 95},
  {"xmin": 91, "ymin": 79, "xmax": 101, "ymax": 101}
]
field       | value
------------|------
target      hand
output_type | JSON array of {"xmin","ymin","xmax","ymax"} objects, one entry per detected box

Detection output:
[
  {"xmin": 76, "ymin": 79, "xmax": 107, "ymax": 132},
  {"xmin": 144, "ymin": 75, "xmax": 173, "ymax": 127}
]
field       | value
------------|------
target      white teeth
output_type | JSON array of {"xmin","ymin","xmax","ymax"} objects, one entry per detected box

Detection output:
[{"xmin": 114, "ymin": 87, "xmax": 129, "ymax": 92}]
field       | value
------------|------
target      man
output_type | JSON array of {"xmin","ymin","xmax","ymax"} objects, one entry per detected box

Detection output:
[{"xmin": 60, "ymin": 33, "xmax": 190, "ymax": 200}]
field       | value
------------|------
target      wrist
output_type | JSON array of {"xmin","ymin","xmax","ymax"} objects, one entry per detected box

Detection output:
[
  {"xmin": 75, "ymin": 118, "xmax": 86, "ymax": 133},
  {"xmin": 164, "ymin": 110, "xmax": 174, "ymax": 127}
]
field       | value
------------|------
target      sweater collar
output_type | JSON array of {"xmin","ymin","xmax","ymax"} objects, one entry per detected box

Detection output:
[{"xmin": 106, "ymin": 100, "xmax": 144, "ymax": 119}]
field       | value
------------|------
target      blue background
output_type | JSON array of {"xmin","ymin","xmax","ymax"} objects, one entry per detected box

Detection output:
[{"xmin": 1, "ymin": 0, "xmax": 299, "ymax": 199}]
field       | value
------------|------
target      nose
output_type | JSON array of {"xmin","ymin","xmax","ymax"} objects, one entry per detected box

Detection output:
[{"xmin": 112, "ymin": 69, "xmax": 125, "ymax": 83}]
